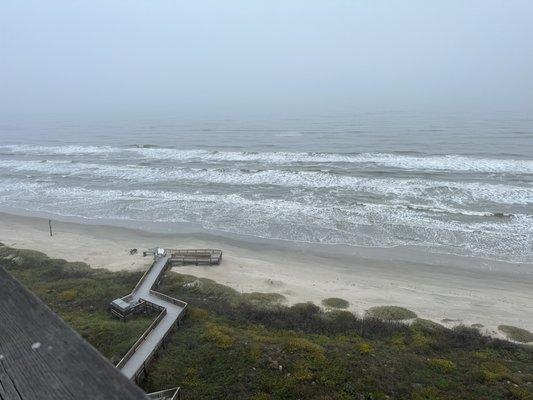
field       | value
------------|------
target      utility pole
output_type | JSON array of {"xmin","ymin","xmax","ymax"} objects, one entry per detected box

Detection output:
[{"xmin": 49, "ymin": 220, "xmax": 53, "ymax": 237}]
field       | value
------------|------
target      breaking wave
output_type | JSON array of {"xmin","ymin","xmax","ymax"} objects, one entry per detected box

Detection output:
[
  {"xmin": 0, "ymin": 179, "xmax": 531, "ymax": 263},
  {"xmin": 1, "ymin": 144, "xmax": 532, "ymax": 174},
  {"xmin": 0, "ymin": 138, "xmax": 531, "ymax": 263},
  {"xmin": 0, "ymin": 159, "xmax": 531, "ymax": 206}
]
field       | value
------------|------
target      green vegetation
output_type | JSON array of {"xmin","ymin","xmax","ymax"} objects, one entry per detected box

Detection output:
[
  {"xmin": 367, "ymin": 305, "xmax": 417, "ymax": 320},
  {"xmin": 412, "ymin": 318, "xmax": 446, "ymax": 332},
  {"xmin": 321, "ymin": 297, "xmax": 349, "ymax": 309},
  {"xmin": 428, "ymin": 358, "xmax": 456, "ymax": 373},
  {"xmin": 0, "ymin": 244, "xmax": 153, "ymax": 363},
  {"xmin": 498, "ymin": 325, "xmax": 533, "ymax": 343},
  {"xmin": 242, "ymin": 292, "xmax": 287, "ymax": 308},
  {"xmin": 1, "ymin": 243, "xmax": 532, "ymax": 400}
]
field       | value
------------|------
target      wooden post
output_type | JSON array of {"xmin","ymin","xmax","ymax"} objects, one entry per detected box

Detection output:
[{"xmin": 49, "ymin": 219, "xmax": 53, "ymax": 237}]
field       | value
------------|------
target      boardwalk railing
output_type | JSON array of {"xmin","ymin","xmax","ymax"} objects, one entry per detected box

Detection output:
[
  {"xmin": 113, "ymin": 252, "xmax": 192, "ymax": 385},
  {"xmin": 131, "ymin": 311, "xmax": 182, "ymax": 383},
  {"xmin": 169, "ymin": 248, "xmax": 222, "ymax": 265},
  {"xmin": 149, "ymin": 290, "xmax": 188, "ymax": 309},
  {"xmin": 113, "ymin": 248, "xmax": 221, "ymax": 388},
  {"xmin": 116, "ymin": 308, "xmax": 167, "ymax": 369},
  {"xmin": 131, "ymin": 258, "xmax": 164, "ymax": 294},
  {"xmin": 110, "ymin": 297, "xmax": 164, "ymax": 320},
  {"xmin": 147, "ymin": 387, "xmax": 180, "ymax": 400}
]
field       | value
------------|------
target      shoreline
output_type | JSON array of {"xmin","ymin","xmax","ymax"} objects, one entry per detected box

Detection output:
[
  {"xmin": 1, "ymin": 205, "xmax": 529, "ymax": 274},
  {"xmin": 1, "ymin": 210, "xmax": 532, "ymax": 340}
]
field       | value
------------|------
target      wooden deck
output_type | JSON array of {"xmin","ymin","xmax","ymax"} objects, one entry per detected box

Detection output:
[
  {"xmin": 114, "ymin": 253, "xmax": 188, "ymax": 384},
  {"xmin": 114, "ymin": 248, "xmax": 222, "ymax": 386},
  {"xmin": 169, "ymin": 248, "xmax": 222, "ymax": 266},
  {"xmin": 0, "ymin": 266, "xmax": 150, "ymax": 400}
]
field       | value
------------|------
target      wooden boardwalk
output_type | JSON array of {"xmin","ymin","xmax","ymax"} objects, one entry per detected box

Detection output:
[
  {"xmin": 114, "ymin": 253, "xmax": 187, "ymax": 383},
  {"xmin": 110, "ymin": 247, "xmax": 221, "ymax": 393},
  {"xmin": 168, "ymin": 249, "xmax": 222, "ymax": 266}
]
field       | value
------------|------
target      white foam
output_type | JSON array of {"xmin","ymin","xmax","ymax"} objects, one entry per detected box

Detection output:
[
  {"xmin": 1, "ymin": 159, "xmax": 531, "ymax": 205},
  {"xmin": 1, "ymin": 178, "xmax": 530, "ymax": 262},
  {"xmin": 2, "ymin": 144, "xmax": 532, "ymax": 174}
]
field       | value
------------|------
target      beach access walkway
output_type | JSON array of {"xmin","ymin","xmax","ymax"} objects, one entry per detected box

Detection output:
[
  {"xmin": 113, "ymin": 253, "xmax": 187, "ymax": 384},
  {"xmin": 110, "ymin": 248, "xmax": 221, "ymax": 394}
]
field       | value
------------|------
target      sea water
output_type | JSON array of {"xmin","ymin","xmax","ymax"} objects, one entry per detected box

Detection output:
[{"xmin": 0, "ymin": 111, "xmax": 531, "ymax": 263}]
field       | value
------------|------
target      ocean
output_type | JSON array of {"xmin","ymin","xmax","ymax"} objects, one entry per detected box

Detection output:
[{"xmin": 0, "ymin": 112, "xmax": 531, "ymax": 263}]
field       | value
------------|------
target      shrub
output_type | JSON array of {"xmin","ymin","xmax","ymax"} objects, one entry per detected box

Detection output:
[
  {"xmin": 58, "ymin": 289, "xmax": 77, "ymax": 302},
  {"xmin": 479, "ymin": 362, "xmax": 510, "ymax": 383},
  {"xmin": 428, "ymin": 358, "xmax": 456, "ymax": 373},
  {"xmin": 412, "ymin": 331, "xmax": 432, "ymax": 349},
  {"xmin": 321, "ymin": 298, "xmax": 349, "ymax": 309},
  {"xmin": 412, "ymin": 318, "xmax": 446, "ymax": 333},
  {"xmin": 435, "ymin": 378, "xmax": 450, "ymax": 390},
  {"xmin": 188, "ymin": 307, "xmax": 209, "ymax": 321},
  {"xmin": 242, "ymin": 292, "xmax": 286, "ymax": 308},
  {"xmin": 249, "ymin": 343, "xmax": 262, "ymax": 361},
  {"xmin": 183, "ymin": 367, "xmax": 201, "ymax": 387},
  {"xmin": 366, "ymin": 306, "xmax": 417, "ymax": 321},
  {"xmin": 204, "ymin": 322, "xmax": 235, "ymax": 349},
  {"xmin": 357, "ymin": 342, "xmax": 374, "ymax": 354},
  {"xmin": 498, "ymin": 325, "xmax": 533, "ymax": 343},
  {"xmin": 390, "ymin": 332, "xmax": 406, "ymax": 349},
  {"xmin": 364, "ymin": 393, "xmax": 389, "ymax": 400},
  {"xmin": 291, "ymin": 302, "xmax": 321, "ymax": 318},
  {"xmin": 471, "ymin": 349, "xmax": 499, "ymax": 360},
  {"xmin": 509, "ymin": 385, "xmax": 533, "ymax": 400},
  {"xmin": 250, "ymin": 394, "xmax": 270, "ymax": 400},
  {"xmin": 445, "ymin": 326, "xmax": 486, "ymax": 349},
  {"xmin": 284, "ymin": 336, "xmax": 325, "ymax": 360},
  {"xmin": 411, "ymin": 387, "xmax": 442, "ymax": 400},
  {"xmin": 0, "ymin": 247, "xmax": 51, "ymax": 269},
  {"xmin": 292, "ymin": 360, "xmax": 314, "ymax": 381}
]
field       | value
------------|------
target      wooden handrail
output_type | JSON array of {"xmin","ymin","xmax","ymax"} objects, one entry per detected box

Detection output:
[
  {"xmin": 149, "ymin": 290, "xmax": 188, "ymax": 309},
  {"xmin": 131, "ymin": 258, "xmax": 161, "ymax": 294},
  {"xmin": 113, "ymin": 252, "xmax": 198, "ymax": 384},
  {"xmin": 116, "ymin": 257, "xmax": 187, "ymax": 380},
  {"xmin": 147, "ymin": 387, "xmax": 180, "ymax": 399},
  {"xmin": 116, "ymin": 308, "xmax": 167, "ymax": 369}
]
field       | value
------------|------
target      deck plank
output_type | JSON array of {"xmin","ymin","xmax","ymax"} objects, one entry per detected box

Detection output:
[{"xmin": 0, "ymin": 266, "xmax": 149, "ymax": 400}]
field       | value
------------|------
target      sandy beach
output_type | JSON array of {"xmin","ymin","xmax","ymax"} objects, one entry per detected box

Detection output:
[{"xmin": 1, "ymin": 211, "xmax": 531, "ymax": 340}]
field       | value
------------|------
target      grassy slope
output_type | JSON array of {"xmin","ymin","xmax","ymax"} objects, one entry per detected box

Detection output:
[
  {"xmin": 0, "ymin": 244, "xmax": 153, "ymax": 363},
  {"xmin": 1, "ymin": 244, "xmax": 532, "ymax": 400}
]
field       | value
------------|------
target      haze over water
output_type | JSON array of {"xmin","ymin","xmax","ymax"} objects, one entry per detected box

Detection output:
[
  {"xmin": 0, "ymin": 112, "xmax": 531, "ymax": 263},
  {"xmin": 1, "ymin": 2, "xmax": 532, "ymax": 263}
]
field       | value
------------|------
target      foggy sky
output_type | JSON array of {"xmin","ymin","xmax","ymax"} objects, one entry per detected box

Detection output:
[{"xmin": 1, "ymin": 0, "xmax": 532, "ymax": 120}]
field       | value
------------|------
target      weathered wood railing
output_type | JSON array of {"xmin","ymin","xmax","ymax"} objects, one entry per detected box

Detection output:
[
  {"xmin": 132, "ymin": 258, "xmax": 163, "ymax": 294},
  {"xmin": 169, "ymin": 248, "xmax": 222, "ymax": 265},
  {"xmin": 131, "ymin": 310, "xmax": 186, "ymax": 384},
  {"xmin": 150, "ymin": 290, "xmax": 188, "ymax": 309},
  {"xmin": 147, "ymin": 387, "xmax": 181, "ymax": 400},
  {"xmin": 114, "ymin": 254, "xmax": 189, "ymax": 386},
  {"xmin": 116, "ymin": 307, "xmax": 167, "ymax": 369},
  {"xmin": 113, "ymin": 248, "xmax": 221, "ymax": 392}
]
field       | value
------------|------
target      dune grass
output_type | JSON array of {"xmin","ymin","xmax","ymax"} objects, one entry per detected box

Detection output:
[
  {"xmin": 242, "ymin": 292, "xmax": 287, "ymax": 308},
  {"xmin": 367, "ymin": 305, "xmax": 417, "ymax": 320},
  {"xmin": 2, "ymin": 243, "xmax": 532, "ymax": 400},
  {"xmin": 498, "ymin": 325, "xmax": 533, "ymax": 343},
  {"xmin": 321, "ymin": 297, "xmax": 349, "ymax": 309},
  {"xmin": 411, "ymin": 318, "xmax": 446, "ymax": 332}
]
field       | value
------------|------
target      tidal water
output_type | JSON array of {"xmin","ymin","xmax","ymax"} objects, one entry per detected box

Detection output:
[{"xmin": 0, "ymin": 112, "xmax": 531, "ymax": 263}]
